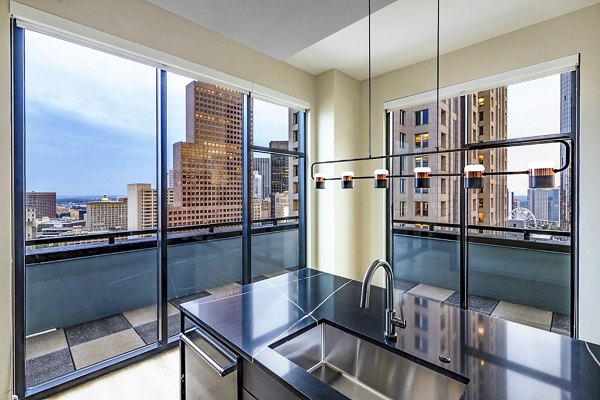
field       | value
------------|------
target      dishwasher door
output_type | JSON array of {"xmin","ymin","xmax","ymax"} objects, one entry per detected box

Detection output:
[{"xmin": 180, "ymin": 324, "xmax": 239, "ymax": 400}]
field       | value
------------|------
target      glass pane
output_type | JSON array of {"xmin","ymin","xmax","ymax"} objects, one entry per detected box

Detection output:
[
  {"xmin": 251, "ymin": 150, "xmax": 300, "ymax": 281},
  {"xmin": 391, "ymin": 97, "xmax": 460, "ymax": 293},
  {"xmin": 24, "ymin": 31, "xmax": 157, "ymax": 388},
  {"xmin": 467, "ymin": 73, "xmax": 572, "ymax": 335},
  {"xmin": 166, "ymin": 73, "xmax": 243, "ymax": 335},
  {"xmin": 252, "ymin": 97, "xmax": 299, "ymax": 149}
]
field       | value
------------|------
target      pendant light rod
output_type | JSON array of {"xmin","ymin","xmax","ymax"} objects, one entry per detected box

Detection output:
[
  {"xmin": 311, "ymin": 134, "xmax": 572, "ymax": 179},
  {"xmin": 368, "ymin": 0, "xmax": 372, "ymax": 159}
]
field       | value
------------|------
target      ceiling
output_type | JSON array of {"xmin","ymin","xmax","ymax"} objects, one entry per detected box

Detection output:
[
  {"xmin": 145, "ymin": 0, "xmax": 395, "ymax": 60},
  {"xmin": 148, "ymin": 0, "xmax": 600, "ymax": 80}
]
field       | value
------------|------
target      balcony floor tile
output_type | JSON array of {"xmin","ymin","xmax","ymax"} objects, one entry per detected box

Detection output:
[
  {"xmin": 123, "ymin": 303, "xmax": 178, "ymax": 328},
  {"xmin": 26, "ymin": 328, "xmax": 68, "ymax": 360},
  {"xmin": 491, "ymin": 301, "xmax": 553, "ymax": 331},
  {"xmin": 70, "ymin": 329, "xmax": 145, "ymax": 369},
  {"xmin": 25, "ymin": 348, "xmax": 74, "ymax": 388},
  {"xmin": 407, "ymin": 283, "xmax": 454, "ymax": 302},
  {"xmin": 135, "ymin": 315, "xmax": 181, "ymax": 345},
  {"xmin": 65, "ymin": 314, "xmax": 132, "ymax": 347},
  {"xmin": 551, "ymin": 312, "xmax": 571, "ymax": 336},
  {"xmin": 443, "ymin": 292, "xmax": 499, "ymax": 316}
]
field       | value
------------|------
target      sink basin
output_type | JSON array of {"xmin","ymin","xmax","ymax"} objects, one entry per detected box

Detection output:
[{"xmin": 272, "ymin": 323, "xmax": 467, "ymax": 400}]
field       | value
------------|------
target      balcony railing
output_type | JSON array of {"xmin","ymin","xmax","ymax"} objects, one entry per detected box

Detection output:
[
  {"xmin": 392, "ymin": 219, "xmax": 570, "ymax": 315},
  {"xmin": 25, "ymin": 218, "xmax": 299, "ymax": 335}
]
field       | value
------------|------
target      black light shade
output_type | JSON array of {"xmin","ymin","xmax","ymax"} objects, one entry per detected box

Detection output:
[
  {"xmin": 464, "ymin": 164, "xmax": 485, "ymax": 189},
  {"xmin": 528, "ymin": 161, "xmax": 555, "ymax": 188},
  {"xmin": 414, "ymin": 167, "xmax": 431, "ymax": 189},
  {"xmin": 341, "ymin": 171, "xmax": 354, "ymax": 189},
  {"xmin": 314, "ymin": 173, "xmax": 326, "ymax": 189},
  {"xmin": 374, "ymin": 169, "xmax": 389, "ymax": 189}
]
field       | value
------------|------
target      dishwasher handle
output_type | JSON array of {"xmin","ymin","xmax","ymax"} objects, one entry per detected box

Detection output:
[{"xmin": 180, "ymin": 329, "xmax": 238, "ymax": 377}]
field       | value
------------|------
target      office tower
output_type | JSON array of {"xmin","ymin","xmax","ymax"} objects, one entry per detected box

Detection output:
[
  {"xmin": 392, "ymin": 88, "xmax": 508, "ymax": 228},
  {"xmin": 289, "ymin": 109, "xmax": 300, "ymax": 217},
  {"xmin": 528, "ymin": 188, "xmax": 560, "ymax": 224},
  {"xmin": 559, "ymin": 73, "xmax": 572, "ymax": 230},
  {"xmin": 468, "ymin": 89, "xmax": 508, "ymax": 226},
  {"xmin": 25, "ymin": 191, "xmax": 57, "ymax": 219},
  {"xmin": 269, "ymin": 140, "xmax": 289, "ymax": 217},
  {"xmin": 128, "ymin": 183, "xmax": 174, "ymax": 230},
  {"xmin": 170, "ymin": 81, "xmax": 244, "ymax": 226},
  {"xmin": 253, "ymin": 171, "xmax": 263, "ymax": 199},
  {"xmin": 85, "ymin": 195, "xmax": 127, "ymax": 231},
  {"xmin": 273, "ymin": 191, "xmax": 290, "ymax": 218},
  {"xmin": 253, "ymin": 157, "xmax": 271, "ymax": 198},
  {"xmin": 25, "ymin": 207, "xmax": 36, "ymax": 240}
]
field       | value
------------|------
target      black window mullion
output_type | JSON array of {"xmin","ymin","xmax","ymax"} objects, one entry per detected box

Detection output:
[
  {"xmin": 297, "ymin": 111, "xmax": 307, "ymax": 269},
  {"xmin": 12, "ymin": 20, "xmax": 27, "ymax": 400},
  {"xmin": 242, "ymin": 94, "xmax": 252, "ymax": 284},
  {"xmin": 157, "ymin": 69, "xmax": 168, "ymax": 344}
]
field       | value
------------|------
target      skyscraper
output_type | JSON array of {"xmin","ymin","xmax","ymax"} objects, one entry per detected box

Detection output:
[
  {"xmin": 170, "ymin": 81, "xmax": 244, "ymax": 227},
  {"xmin": 269, "ymin": 140, "xmax": 289, "ymax": 217},
  {"xmin": 559, "ymin": 72, "xmax": 572, "ymax": 230},
  {"xmin": 253, "ymin": 157, "xmax": 271, "ymax": 198},
  {"xmin": 25, "ymin": 192, "xmax": 56, "ymax": 219},
  {"xmin": 128, "ymin": 183, "xmax": 174, "ymax": 230},
  {"xmin": 528, "ymin": 188, "xmax": 559, "ymax": 224},
  {"xmin": 392, "ymin": 88, "xmax": 508, "ymax": 228},
  {"xmin": 252, "ymin": 171, "xmax": 263, "ymax": 199}
]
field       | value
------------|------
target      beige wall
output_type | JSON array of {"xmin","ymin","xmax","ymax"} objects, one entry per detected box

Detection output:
[
  {"xmin": 356, "ymin": 4, "xmax": 600, "ymax": 343},
  {"xmin": 0, "ymin": 1, "xmax": 12, "ymax": 399},
  {"xmin": 312, "ymin": 69, "xmax": 362, "ymax": 279}
]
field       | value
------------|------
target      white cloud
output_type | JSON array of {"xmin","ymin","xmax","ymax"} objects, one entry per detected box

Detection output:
[{"xmin": 25, "ymin": 30, "xmax": 156, "ymax": 137}]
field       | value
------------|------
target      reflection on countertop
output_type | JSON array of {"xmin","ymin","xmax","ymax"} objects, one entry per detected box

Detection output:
[{"xmin": 181, "ymin": 269, "xmax": 600, "ymax": 400}]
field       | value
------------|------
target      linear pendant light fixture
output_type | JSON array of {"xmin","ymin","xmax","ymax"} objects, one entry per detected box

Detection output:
[{"xmin": 311, "ymin": 0, "xmax": 573, "ymax": 191}]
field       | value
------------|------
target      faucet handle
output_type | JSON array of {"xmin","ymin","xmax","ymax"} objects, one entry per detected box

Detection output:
[{"xmin": 392, "ymin": 307, "xmax": 407, "ymax": 329}]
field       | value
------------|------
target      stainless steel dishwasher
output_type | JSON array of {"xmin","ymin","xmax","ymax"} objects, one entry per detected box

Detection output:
[{"xmin": 180, "ymin": 317, "xmax": 240, "ymax": 400}]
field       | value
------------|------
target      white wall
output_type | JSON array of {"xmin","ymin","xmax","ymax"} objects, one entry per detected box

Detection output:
[{"xmin": 356, "ymin": 4, "xmax": 600, "ymax": 343}]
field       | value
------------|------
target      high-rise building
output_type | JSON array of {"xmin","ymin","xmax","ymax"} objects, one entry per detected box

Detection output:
[
  {"xmin": 85, "ymin": 195, "xmax": 127, "ymax": 231},
  {"xmin": 289, "ymin": 109, "xmax": 300, "ymax": 216},
  {"xmin": 128, "ymin": 183, "xmax": 174, "ymax": 230},
  {"xmin": 170, "ymin": 81, "xmax": 244, "ymax": 227},
  {"xmin": 26, "ymin": 192, "xmax": 56, "ymax": 219},
  {"xmin": 252, "ymin": 171, "xmax": 263, "ymax": 199},
  {"xmin": 528, "ymin": 188, "xmax": 560, "ymax": 224},
  {"xmin": 392, "ymin": 89, "xmax": 508, "ymax": 228},
  {"xmin": 25, "ymin": 207, "xmax": 36, "ymax": 240},
  {"xmin": 559, "ymin": 73, "xmax": 572, "ymax": 230},
  {"xmin": 253, "ymin": 157, "xmax": 271, "ymax": 198},
  {"xmin": 273, "ymin": 191, "xmax": 289, "ymax": 218},
  {"xmin": 270, "ymin": 140, "xmax": 289, "ymax": 217}
]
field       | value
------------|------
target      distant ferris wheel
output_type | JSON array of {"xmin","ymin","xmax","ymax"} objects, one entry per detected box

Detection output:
[{"xmin": 510, "ymin": 207, "xmax": 537, "ymax": 228}]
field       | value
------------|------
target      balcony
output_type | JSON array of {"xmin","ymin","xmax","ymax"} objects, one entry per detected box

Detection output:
[
  {"xmin": 24, "ymin": 219, "xmax": 299, "ymax": 388},
  {"xmin": 393, "ymin": 220, "xmax": 571, "ymax": 337}
]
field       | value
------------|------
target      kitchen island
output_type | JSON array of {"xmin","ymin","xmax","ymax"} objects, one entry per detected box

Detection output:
[{"xmin": 180, "ymin": 269, "xmax": 600, "ymax": 399}]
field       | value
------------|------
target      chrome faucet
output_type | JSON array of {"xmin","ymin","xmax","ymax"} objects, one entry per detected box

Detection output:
[{"xmin": 359, "ymin": 259, "xmax": 406, "ymax": 340}]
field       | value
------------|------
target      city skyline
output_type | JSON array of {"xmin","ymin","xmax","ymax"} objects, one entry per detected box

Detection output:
[{"xmin": 25, "ymin": 30, "xmax": 289, "ymax": 196}]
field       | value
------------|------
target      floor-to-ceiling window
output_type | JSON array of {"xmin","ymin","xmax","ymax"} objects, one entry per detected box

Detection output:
[
  {"xmin": 13, "ymin": 26, "xmax": 307, "ymax": 399},
  {"xmin": 389, "ymin": 67, "xmax": 577, "ymax": 337}
]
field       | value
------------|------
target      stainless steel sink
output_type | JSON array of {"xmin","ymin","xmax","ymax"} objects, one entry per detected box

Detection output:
[{"xmin": 272, "ymin": 323, "xmax": 467, "ymax": 400}]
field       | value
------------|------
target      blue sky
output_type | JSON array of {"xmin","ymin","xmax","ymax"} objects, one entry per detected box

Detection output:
[
  {"xmin": 25, "ymin": 31, "xmax": 288, "ymax": 196},
  {"xmin": 25, "ymin": 30, "xmax": 562, "ymax": 197}
]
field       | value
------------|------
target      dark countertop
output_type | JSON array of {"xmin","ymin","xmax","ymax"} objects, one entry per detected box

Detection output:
[{"xmin": 180, "ymin": 269, "xmax": 600, "ymax": 400}]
